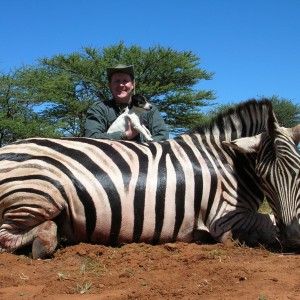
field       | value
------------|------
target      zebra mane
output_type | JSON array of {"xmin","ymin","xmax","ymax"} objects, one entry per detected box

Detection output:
[{"xmin": 193, "ymin": 99, "xmax": 276, "ymax": 140}]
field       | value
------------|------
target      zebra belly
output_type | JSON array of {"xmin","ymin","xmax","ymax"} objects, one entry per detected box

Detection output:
[{"xmin": 54, "ymin": 191, "xmax": 196, "ymax": 246}]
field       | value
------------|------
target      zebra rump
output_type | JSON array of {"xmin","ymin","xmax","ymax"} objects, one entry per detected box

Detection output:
[{"xmin": 0, "ymin": 99, "xmax": 299, "ymax": 259}]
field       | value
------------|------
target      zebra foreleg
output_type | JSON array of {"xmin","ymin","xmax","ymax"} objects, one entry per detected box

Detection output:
[
  {"xmin": 0, "ymin": 220, "xmax": 58, "ymax": 259},
  {"xmin": 210, "ymin": 212, "xmax": 278, "ymax": 248},
  {"xmin": 233, "ymin": 213, "xmax": 278, "ymax": 247},
  {"xmin": 192, "ymin": 229, "xmax": 217, "ymax": 244}
]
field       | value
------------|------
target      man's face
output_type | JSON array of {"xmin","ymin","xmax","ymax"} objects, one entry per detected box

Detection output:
[{"xmin": 109, "ymin": 72, "xmax": 135, "ymax": 104}]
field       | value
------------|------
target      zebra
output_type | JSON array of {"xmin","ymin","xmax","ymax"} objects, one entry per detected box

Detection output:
[{"xmin": 0, "ymin": 99, "xmax": 299, "ymax": 259}]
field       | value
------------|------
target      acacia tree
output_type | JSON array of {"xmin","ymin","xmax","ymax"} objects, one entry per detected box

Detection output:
[
  {"xmin": 19, "ymin": 41, "xmax": 215, "ymax": 137},
  {"xmin": 20, "ymin": 66, "xmax": 93, "ymax": 137},
  {"xmin": 267, "ymin": 96, "xmax": 300, "ymax": 127},
  {"xmin": 0, "ymin": 70, "xmax": 60, "ymax": 146}
]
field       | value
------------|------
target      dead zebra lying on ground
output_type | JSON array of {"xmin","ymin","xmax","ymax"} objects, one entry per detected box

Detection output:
[{"xmin": 0, "ymin": 99, "xmax": 299, "ymax": 259}]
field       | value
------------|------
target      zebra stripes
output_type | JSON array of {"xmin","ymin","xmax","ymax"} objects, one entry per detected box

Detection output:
[{"xmin": 0, "ymin": 99, "xmax": 299, "ymax": 258}]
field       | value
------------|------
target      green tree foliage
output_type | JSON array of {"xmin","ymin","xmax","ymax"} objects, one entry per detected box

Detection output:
[
  {"xmin": 17, "ymin": 41, "xmax": 215, "ymax": 137},
  {"xmin": 267, "ymin": 96, "xmax": 300, "ymax": 127},
  {"xmin": 2, "ymin": 41, "xmax": 299, "ymax": 146},
  {"xmin": 0, "ymin": 70, "xmax": 60, "ymax": 146}
]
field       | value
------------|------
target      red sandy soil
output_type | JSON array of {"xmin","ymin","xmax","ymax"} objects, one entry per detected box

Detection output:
[{"xmin": 0, "ymin": 241, "xmax": 299, "ymax": 300}]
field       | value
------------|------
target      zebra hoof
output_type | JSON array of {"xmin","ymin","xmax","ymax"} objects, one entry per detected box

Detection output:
[
  {"xmin": 32, "ymin": 221, "xmax": 58, "ymax": 259},
  {"xmin": 192, "ymin": 229, "xmax": 217, "ymax": 244}
]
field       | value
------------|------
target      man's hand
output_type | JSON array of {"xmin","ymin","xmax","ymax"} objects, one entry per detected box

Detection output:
[{"xmin": 124, "ymin": 119, "xmax": 139, "ymax": 140}]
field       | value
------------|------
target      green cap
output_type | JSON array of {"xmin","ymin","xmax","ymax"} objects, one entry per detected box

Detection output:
[{"xmin": 106, "ymin": 64, "xmax": 134, "ymax": 81}]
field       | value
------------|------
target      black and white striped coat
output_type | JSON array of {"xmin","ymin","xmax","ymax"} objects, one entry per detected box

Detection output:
[{"xmin": 0, "ymin": 99, "xmax": 299, "ymax": 258}]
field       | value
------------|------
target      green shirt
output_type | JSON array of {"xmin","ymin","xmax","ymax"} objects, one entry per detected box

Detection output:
[{"xmin": 84, "ymin": 100, "xmax": 169, "ymax": 142}]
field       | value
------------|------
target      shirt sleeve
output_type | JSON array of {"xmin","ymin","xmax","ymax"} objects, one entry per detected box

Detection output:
[{"xmin": 84, "ymin": 101, "xmax": 125, "ymax": 140}]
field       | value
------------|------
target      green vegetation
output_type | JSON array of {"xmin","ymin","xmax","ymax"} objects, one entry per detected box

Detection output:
[
  {"xmin": 1, "ymin": 41, "xmax": 299, "ymax": 146},
  {"xmin": 258, "ymin": 200, "xmax": 273, "ymax": 215},
  {"xmin": 0, "ymin": 42, "xmax": 215, "ymax": 145}
]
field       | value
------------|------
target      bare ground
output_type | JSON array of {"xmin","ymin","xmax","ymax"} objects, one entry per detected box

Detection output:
[{"xmin": 0, "ymin": 240, "xmax": 299, "ymax": 300}]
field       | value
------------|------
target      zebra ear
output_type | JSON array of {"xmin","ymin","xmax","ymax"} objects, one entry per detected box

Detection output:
[{"xmin": 222, "ymin": 133, "xmax": 263, "ymax": 153}]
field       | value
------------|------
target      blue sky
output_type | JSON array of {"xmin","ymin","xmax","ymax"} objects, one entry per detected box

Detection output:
[{"xmin": 1, "ymin": 0, "xmax": 299, "ymax": 108}]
